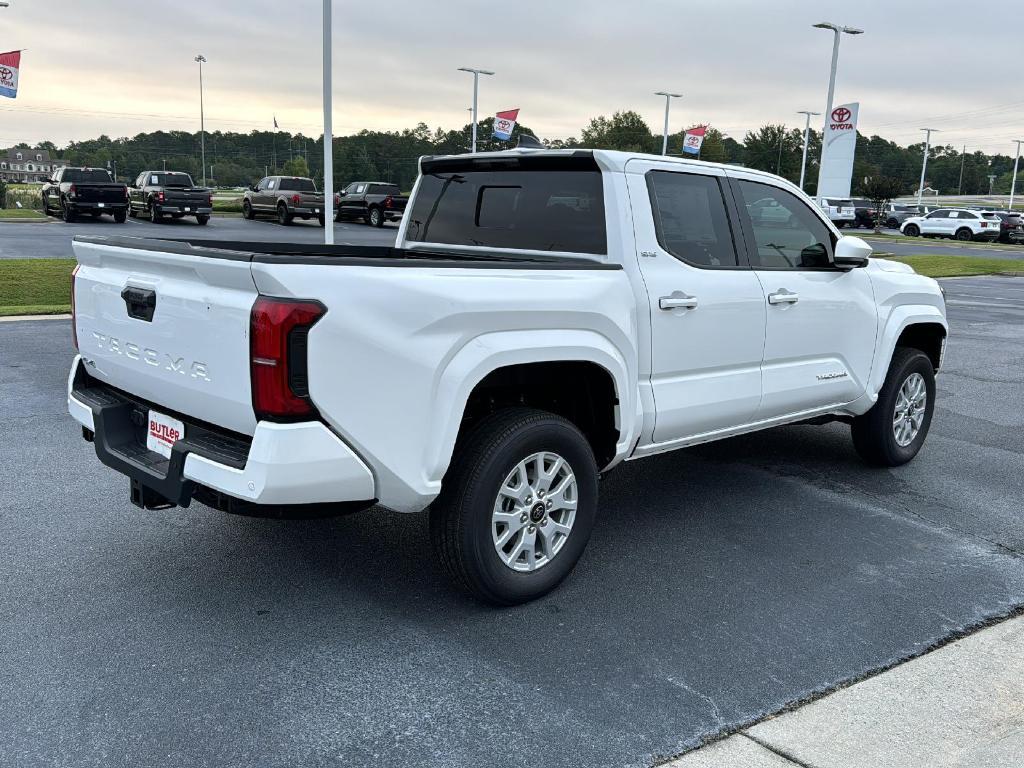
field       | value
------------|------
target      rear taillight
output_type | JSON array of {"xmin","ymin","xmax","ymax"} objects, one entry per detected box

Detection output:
[
  {"xmin": 384, "ymin": 195, "xmax": 393, "ymax": 209},
  {"xmin": 250, "ymin": 297, "xmax": 326, "ymax": 421},
  {"xmin": 208, "ymin": 194, "xmax": 214, "ymax": 206},
  {"xmin": 156, "ymin": 191, "xmax": 165, "ymax": 203},
  {"xmin": 68, "ymin": 183, "xmax": 77, "ymax": 199},
  {"xmin": 333, "ymin": 193, "xmax": 340, "ymax": 205},
  {"xmin": 980, "ymin": 222, "xmax": 988, "ymax": 228},
  {"xmin": 71, "ymin": 264, "xmax": 80, "ymax": 350},
  {"xmin": 291, "ymin": 194, "xmax": 301, "ymax": 205}
]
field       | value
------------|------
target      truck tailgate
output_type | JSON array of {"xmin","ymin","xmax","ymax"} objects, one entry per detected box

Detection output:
[{"xmin": 72, "ymin": 237, "xmax": 259, "ymax": 435}]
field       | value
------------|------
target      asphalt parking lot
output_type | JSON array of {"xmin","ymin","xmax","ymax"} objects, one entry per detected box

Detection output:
[
  {"xmin": 1, "ymin": 276, "xmax": 1022, "ymax": 767},
  {"xmin": 0, "ymin": 214, "xmax": 398, "ymax": 259}
]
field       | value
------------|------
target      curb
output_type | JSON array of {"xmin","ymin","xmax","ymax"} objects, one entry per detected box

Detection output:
[{"xmin": 0, "ymin": 313, "xmax": 71, "ymax": 322}]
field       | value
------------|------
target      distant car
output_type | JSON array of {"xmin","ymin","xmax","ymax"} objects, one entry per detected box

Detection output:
[
  {"xmin": 900, "ymin": 208, "xmax": 1001, "ymax": 242},
  {"xmin": 880, "ymin": 203, "xmax": 920, "ymax": 229},
  {"xmin": 850, "ymin": 198, "xmax": 875, "ymax": 228},
  {"xmin": 128, "ymin": 171, "xmax": 213, "ymax": 225},
  {"xmin": 815, "ymin": 197, "xmax": 856, "ymax": 227},
  {"xmin": 41, "ymin": 167, "xmax": 128, "ymax": 223},
  {"xmin": 747, "ymin": 196, "xmax": 794, "ymax": 225},
  {"xmin": 242, "ymin": 175, "xmax": 336, "ymax": 226},
  {"xmin": 988, "ymin": 211, "xmax": 1024, "ymax": 244},
  {"xmin": 337, "ymin": 181, "xmax": 409, "ymax": 227}
]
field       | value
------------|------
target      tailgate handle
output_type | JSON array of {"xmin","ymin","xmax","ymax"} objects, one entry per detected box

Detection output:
[{"xmin": 121, "ymin": 286, "xmax": 156, "ymax": 322}]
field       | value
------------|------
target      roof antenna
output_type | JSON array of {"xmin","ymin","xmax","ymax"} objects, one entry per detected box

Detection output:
[{"xmin": 516, "ymin": 134, "xmax": 544, "ymax": 150}]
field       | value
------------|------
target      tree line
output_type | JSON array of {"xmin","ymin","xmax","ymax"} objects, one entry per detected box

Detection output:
[{"xmin": 10, "ymin": 110, "xmax": 1019, "ymax": 195}]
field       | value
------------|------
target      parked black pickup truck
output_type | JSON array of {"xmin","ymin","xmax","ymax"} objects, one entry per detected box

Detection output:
[
  {"xmin": 337, "ymin": 181, "xmax": 408, "ymax": 227},
  {"xmin": 42, "ymin": 167, "xmax": 128, "ymax": 223},
  {"xmin": 128, "ymin": 171, "xmax": 213, "ymax": 225}
]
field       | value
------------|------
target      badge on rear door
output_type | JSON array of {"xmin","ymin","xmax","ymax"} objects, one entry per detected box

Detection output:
[{"xmin": 147, "ymin": 410, "xmax": 185, "ymax": 459}]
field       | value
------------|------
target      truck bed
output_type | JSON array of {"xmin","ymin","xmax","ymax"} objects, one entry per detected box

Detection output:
[{"xmin": 72, "ymin": 235, "xmax": 622, "ymax": 270}]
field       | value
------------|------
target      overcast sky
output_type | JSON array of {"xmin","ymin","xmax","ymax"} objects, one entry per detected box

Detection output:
[{"xmin": 2, "ymin": 0, "xmax": 1022, "ymax": 155}]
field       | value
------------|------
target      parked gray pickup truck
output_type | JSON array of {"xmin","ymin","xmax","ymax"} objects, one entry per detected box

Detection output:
[{"xmin": 242, "ymin": 175, "xmax": 337, "ymax": 226}]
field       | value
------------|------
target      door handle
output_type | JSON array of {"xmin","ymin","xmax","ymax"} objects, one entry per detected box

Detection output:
[
  {"xmin": 659, "ymin": 294, "xmax": 698, "ymax": 310},
  {"xmin": 768, "ymin": 289, "xmax": 799, "ymax": 305}
]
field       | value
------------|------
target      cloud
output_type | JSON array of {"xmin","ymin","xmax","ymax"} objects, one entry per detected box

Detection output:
[{"xmin": 2, "ymin": 0, "xmax": 1022, "ymax": 155}]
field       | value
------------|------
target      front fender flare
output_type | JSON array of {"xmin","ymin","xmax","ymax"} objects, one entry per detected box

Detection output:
[{"xmin": 866, "ymin": 305, "xmax": 947, "ymax": 403}]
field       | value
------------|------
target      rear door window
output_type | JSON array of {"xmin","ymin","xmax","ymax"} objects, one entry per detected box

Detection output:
[
  {"xmin": 646, "ymin": 171, "xmax": 739, "ymax": 267},
  {"xmin": 406, "ymin": 155, "xmax": 607, "ymax": 254}
]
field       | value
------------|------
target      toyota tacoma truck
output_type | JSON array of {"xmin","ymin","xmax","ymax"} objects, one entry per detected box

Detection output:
[
  {"xmin": 128, "ymin": 171, "xmax": 213, "ymax": 225},
  {"xmin": 42, "ymin": 167, "xmax": 129, "ymax": 222},
  {"xmin": 242, "ymin": 175, "xmax": 335, "ymax": 226},
  {"xmin": 67, "ymin": 148, "xmax": 948, "ymax": 605}
]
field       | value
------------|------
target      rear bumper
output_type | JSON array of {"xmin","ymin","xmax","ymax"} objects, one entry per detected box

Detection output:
[
  {"xmin": 67, "ymin": 356, "xmax": 375, "ymax": 508},
  {"xmin": 70, "ymin": 201, "xmax": 127, "ymax": 212},
  {"xmin": 154, "ymin": 205, "xmax": 212, "ymax": 215}
]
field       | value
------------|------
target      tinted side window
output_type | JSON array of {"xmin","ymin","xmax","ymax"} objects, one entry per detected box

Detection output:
[
  {"xmin": 736, "ymin": 180, "xmax": 834, "ymax": 269},
  {"xmin": 406, "ymin": 157, "xmax": 607, "ymax": 254},
  {"xmin": 646, "ymin": 171, "xmax": 739, "ymax": 268}
]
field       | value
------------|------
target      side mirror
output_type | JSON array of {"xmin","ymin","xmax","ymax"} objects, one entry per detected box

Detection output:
[
  {"xmin": 834, "ymin": 235, "xmax": 872, "ymax": 269},
  {"xmin": 249, "ymin": 184, "xmax": 258, "ymax": 192}
]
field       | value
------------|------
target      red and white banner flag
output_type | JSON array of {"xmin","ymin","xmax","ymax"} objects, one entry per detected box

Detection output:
[
  {"xmin": 0, "ymin": 50, "xmax": 21, "ymax": 99},
  {"xmin": 493, "ymin": 109, "xmax": 520, "ymax": 140},
  {"xmin": 682, "ymin": 125, "xmax": 706, "ymax": 155}
]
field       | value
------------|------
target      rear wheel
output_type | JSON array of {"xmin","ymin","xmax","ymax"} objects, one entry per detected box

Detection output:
[
  {"xmin": 113, "ymin": 210, "xmax": 127, "ymax": 223},
  {"xmin": 886, "ymin": 218, "xmax": 898, "ymax": 228},
  {"xmin": 368, "ymin": 207, "xmax": 384, "ymax": 227},
  {"xmin": 277, "ymin": 203, "xmax": 293, "ymax": 226},
  {"xmin": 430, "ymin": 408, "xmax": 598, "ymax": 605},
  {"xmin": 955, "ymin": 227, "xmax": 973, "ymax": 242},
  {"xmin": 196, "ymin": 214, "xmax": 210, "ymax": 225},
  {"xmin": 903, "ymin": 224, "xmax": 920, "ymax": 237},
  {"xmin": 317, "ymin": 214, "xmax": 326, "ymax": 227},
  {"xmin": 61, "ymin": 199, "xmax": 76, "ymax": 223},
  {"xmin": 851, "ymin": 347, "xmax": 935, "ymax": 467},
  {"xmin": 150, "ymin": 204, "xmax": 161, "ymax": 222}
]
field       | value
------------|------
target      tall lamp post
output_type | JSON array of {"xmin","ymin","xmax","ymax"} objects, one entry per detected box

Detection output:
[
  {"xmin": 194, "ymin": 55, "xmax": 207, "ymax": 187},
  {"xmin": 1010, "ymin": 139, "xmax": 1023, "ymax": 211},
  {"xmin": 797, "ymin": 110, "xmax": 820, "ymax": 190},
  {"xmin": 322, "ymin": 0, "xmax": 333, "ymax": 245},
  {"xmin": 457, "ymin": 67, "xmax": 494, "ymax": 153},
  {"xmin": 812, "ymin": 22, "xmax": 862, "ymax": 193},
  {"xmin": 655, "ymin": 92, "xmax": 682, "ymax": 156},
  {"xmin": 917, "ymin": 128, "xmax": 939, "ymax": 207}
]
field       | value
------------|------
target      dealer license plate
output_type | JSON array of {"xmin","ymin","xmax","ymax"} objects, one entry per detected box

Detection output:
[{"xmin": 147, "ymin": 410, "xmax": 185, "ymax": 459}]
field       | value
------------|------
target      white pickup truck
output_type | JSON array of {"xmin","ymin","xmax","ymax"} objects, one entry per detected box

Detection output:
[{"xmin": 68, "ymin": 148, "xmax": 947, "ymax": 604}]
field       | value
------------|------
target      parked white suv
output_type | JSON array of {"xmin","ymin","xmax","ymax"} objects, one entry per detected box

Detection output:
[
  {"xmin": 68, "ymin": 148, "xmax": 947, "ymax": 604},
  {"xmin": 816, "ymin": 197, "xmax": 856, "ymax": 227},
  {"xmin": 900, "ymin": 208, "xmax": 1001, "ymax": 241}
]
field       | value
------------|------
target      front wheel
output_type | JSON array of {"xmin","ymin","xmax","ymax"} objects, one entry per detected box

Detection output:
[
  {"xmin": 128, "ymin": 204, "xmax": 138, "ymax": 218},
  {"xmin": 851, "ymin": 347, "xmax": 935, "ymax": 467},
  {"xmin": 430, "ymin": 408, "xmax": 598, "ymax": 605},
  {"xmin": 903, "ymin": 224, "xmax": 920, "ymax": 237},
  {"xmin": 242, "ymin": 200, "xmax": 255, "ymax": 220}
]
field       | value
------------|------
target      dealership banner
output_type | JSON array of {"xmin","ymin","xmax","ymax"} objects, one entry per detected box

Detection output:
[
  {"xmin": 0, "ymin": 50, "xmax": 21, "ymax": 99},
  {"xmin": 816, "ymin": 102, "xmax": 859, "ymax": 198},
  {"xmin": 682, "ymin": 126, "xmax": 706, "ymax": 155},
  {"xmin": 492, "ymin": 109, "xmax": 520, "ymax": 140}
]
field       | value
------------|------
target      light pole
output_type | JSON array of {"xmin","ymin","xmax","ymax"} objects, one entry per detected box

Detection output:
[
  {"xmin": 322, "ymin": 0, "xmax": 333, "ymax": 245},
  {"xmin": 797, "ymin": 110, "xmax": 820, "ymax": 190},
  {"xmin": 655, "ymin": 92, "xmax": 682, "ymax": 156},
  {"xmin": 813, "ymin": 22, "xmax": 863, "ymax": 192},
  {"xmin": 457, "ymin": 67, "xmax": 494, "ymax": 153},
  {"xmin": 1010, "ymin": 139, "xmax": 1023, "ymax": 211},
  {"xmin": 917, "ymin": 128, "xmax": 939, "ymax": 207},
  {"xmin": 194, "ymin": 55, "xmax": 207, "ymax": 187}
]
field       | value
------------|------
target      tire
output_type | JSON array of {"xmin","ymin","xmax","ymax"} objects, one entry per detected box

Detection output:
[
  {"xmin": 886, "ymin": 218, "xmax": 898, "ymax": 229},
  {"xmin": 61, "ymin": 200, "xmax": 76, "ymax": 223},
  {"xmin": 368, "ymin": 207, "xmax": 384, "ymax": 228},
  {"xmin": 113, "ymin": 210, "xmax": 127, "ymax": 223},
  {"xmin": 429, "ymin": 408, "xmax": 598, "ymax": 605},
  {"xmin": 150, "ymin": 204, "xmax": 161, "ymax": 223},
  {"xmin": 196, "ymin": 214, "xmax": 210, "ymax": 225},
  {"xmin": 955, "ymin": 228, "xmax": 973, "ymax": 242},
  {"xmin": 851, "ymin": 347, "xmax": 935, "ymax": 467},
  {"xmin": 128, "ymin": 204, "xmax": 138, "ymax": 218},
  {"xmin": 277, "ymin": 203, "xmax": 292, "ymax": 226},
  {"xmin": 317, "ymin": 214, "xmax": 326, "ymax": 227},
  {"xmin": 242, "ymin": 199, "xmax": 255, "ymax": 220},
  {"xmin": 903, "ymin": 224, "xmax": 919, "ymax": 237}
]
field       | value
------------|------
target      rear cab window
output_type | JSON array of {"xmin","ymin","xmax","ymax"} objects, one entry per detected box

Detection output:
[
  {"xmin": 406, "ymin": 155, "xmax": 607, "ymax": 254},
  {"xmin": 63, "ymin": 169, "xmax": 113, "ymax": 183},
  {"xmin": 279, "ymin": 178, "xmax": 317, "ymax": 192}
]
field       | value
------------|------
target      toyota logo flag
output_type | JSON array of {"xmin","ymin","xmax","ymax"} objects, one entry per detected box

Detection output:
[
  {"xmin": 0, "ymin": 50, "xmax": 21, "ymax": 99},
  {"xmin": 682, "ymin": 126, "xmax": 707, "ymax": 155},
  {"xmin": 492, "ymin": 109, "xmax": 520, "ymax": 141},
  {"xmin": 818, "ymin": 102, "xmax": 860, "ymax": 198}
]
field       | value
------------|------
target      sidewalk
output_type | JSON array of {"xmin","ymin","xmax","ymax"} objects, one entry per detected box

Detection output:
[{"xmin": 666, "ymin": 615, "xmax": 1024, "ymax": 768}]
